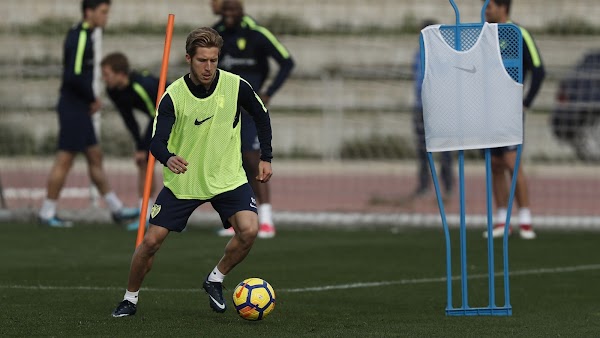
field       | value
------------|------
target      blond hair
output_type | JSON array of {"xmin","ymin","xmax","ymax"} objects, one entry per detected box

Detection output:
[{"xmin": 185, "ymin": 27, "xmax": 223, "ymax": 57}]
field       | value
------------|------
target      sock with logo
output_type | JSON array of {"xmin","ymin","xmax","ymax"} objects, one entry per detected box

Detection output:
[
  {"xmin": 208, "ymin": 266, "xmax": 226, "ymax": 283},
  {"xmin": 124, "ymin": 289, "xmax": 139, "ymax": 305}
]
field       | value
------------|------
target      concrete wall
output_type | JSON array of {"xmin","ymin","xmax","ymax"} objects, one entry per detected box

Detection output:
[
  {"xmin": 1, "ymin": 0, "xmax": 597, "ymax": 162},
  {"xmin": 1, "ymin": 33, "xmax": 597, "ymax": 112},
  {"xmin": 2, "ymin": 0, "xmax": 600, "ymax": 29}
]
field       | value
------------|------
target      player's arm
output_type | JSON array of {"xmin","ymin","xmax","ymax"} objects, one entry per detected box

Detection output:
[
  {"xmin": 239, "ymin": 78, "xmax": 272, "ymax": 162},
  {"xmin": 254, "ymin": 26, "xmax": 294, "ymax": 101},
  {"xmin": 521, "ymin": 28, "xmax": 546, "ymax": 109},
  {"xmin": 150, "ymin": 93, "xmax": 187, "ymax": 174},
  {"xmin": 108, "ymin": 90, "xmax": 143, "ymax": 150},
  {"xmin": 150, "ymin": 93, "xmax": 175, "ymax": 165},
  {"xmin": 62, "ymin": 27, "xmax": 95, "ymax": 103},
  {"xmin": 239, "ymin": 78, "xmax": 273, "ymax": 182}
]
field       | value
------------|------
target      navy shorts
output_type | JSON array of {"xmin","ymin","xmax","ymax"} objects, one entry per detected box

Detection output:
[
  {"xmin": 490, "ymin": 145, "xmax": 519, "ymax": 157},
  {"xmin": 241, "ymin": 111, "xmax": 260, "ymax": 152},
  {"xmin": 57, "ymin": 98, "xmax": 97, "ymax": 152},
  {"xmin": 149, "ymin": 183, "xmax": 257, "ymax": 232}
]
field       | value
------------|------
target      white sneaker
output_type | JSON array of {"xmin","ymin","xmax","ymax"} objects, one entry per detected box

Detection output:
[
  {"xmin": 519, "ymin": 225, "xmax": 537, "ymax": 240},
  {"xmin": 258, "ymin": 223, "xmax": 276, "ymax": 239},
  {"xmin": 483, "ymin": 224, "xmax": 512, "ymax": 239},
  {"xmin": 217, "ymin": 227, "xmax": 235, "ymax": 237}
]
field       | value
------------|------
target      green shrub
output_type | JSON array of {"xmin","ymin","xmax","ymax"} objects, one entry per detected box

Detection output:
[
  {"xmin": 0, "ymin": 124, "xmax": 37, "ymax": 155},
  {"xmin": 37, "ymin": 132, "xmax": 58, "ymax": 155},
  {"xmin": 543, "ymin": 17, "xmax": 600, "ymax": 35},
  {"xmin": 99, "ymin": 128, "xmax": 134, "ymax": 157},
  {"xmin": 277, "ymin": 147, "xmax": 321, "ymax": 159},
  {"xmin": 340, "ymin": 135, "xmax": 414, "ymax": 159}
]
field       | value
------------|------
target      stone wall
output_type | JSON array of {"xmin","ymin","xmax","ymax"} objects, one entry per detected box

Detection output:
[{"xmin": 2, "ymin": 0, "xmax": 599, "ymax": 29}]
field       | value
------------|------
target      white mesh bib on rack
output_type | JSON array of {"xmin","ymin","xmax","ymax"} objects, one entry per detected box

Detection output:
[{"xmin": 421, "ymin": 22, "xmax": 523, "ymax": 152}]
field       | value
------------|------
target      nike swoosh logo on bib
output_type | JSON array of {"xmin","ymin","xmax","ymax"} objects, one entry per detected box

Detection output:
[
  {"xmin": 454, "ymin": 65, "xmax": 477, "ymax": 74},
  {"xmin": 195, "ymin": 116, "xmax": 213, "ymax": 126}
]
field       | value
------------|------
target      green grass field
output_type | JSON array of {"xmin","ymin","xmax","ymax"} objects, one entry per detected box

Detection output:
[{"xmin": 1, "ymin": 223, "xmax": 599, "ymax": 337}]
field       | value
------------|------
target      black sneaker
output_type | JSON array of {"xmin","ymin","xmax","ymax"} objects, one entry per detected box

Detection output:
[
  {"xmin": 112, "ymin": 299, "xmax": 137, "ymax": 317},
  {"xmin": 203, "ymin": 279, "xmax": 226, "ymax": 313},
  {"xmin": 112, "ymin": 207, "xmax": 140, "ymax": 224}
]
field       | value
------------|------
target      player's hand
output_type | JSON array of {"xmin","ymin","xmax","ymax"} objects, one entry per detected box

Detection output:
[
  {"xmin": 256, "ymin": 161, "xmax": 272, "ymax": 183},
  {"xmin": 167, "ymin": 155, "xmax": 188, "ymax": 174},
  {"xmin": 89, "ymin": 99, "xmax": 102, "ymax": 115},
  {"xmin": 259, "ymin": 93, "xmax": 271, "ymax": 106},
  {"xmin": 134, "ymin": 150, "xmax": 147, "ymax": 167}
]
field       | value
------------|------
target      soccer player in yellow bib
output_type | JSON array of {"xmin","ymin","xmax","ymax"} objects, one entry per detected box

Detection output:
[{"xmin": 112, "ymin": 27, "xmax": 273, "ymax": 317}]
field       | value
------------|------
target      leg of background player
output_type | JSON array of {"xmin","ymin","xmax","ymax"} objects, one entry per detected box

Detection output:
[
  {"xmin": 503, "ymin": 150, "xmax": 536, "ymax": 239},
  {"xmin": 242, "ymin": 150, "xmax": 275, "ymax": 238}
]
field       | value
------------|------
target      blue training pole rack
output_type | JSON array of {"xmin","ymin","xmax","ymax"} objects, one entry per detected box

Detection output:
[{"xmin": 419, "ymin": 0, "xmax": 523, "ymax": 316}]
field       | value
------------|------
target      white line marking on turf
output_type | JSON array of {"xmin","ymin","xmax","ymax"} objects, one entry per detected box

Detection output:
[
  {"xmin": 1, "ymin": 264, "xmax": 599, "ymax": 294},
  {"xmin": 283, "ymin": 264, "xmax": 600, "ymax": 293}
]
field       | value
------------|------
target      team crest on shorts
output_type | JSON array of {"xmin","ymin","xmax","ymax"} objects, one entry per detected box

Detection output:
[{"xmin": 151, "ymin": 204, "xmax": 161, "ymax": 218}]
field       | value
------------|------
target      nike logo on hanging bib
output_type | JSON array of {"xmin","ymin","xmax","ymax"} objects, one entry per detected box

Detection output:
[{"xmin": 454, "ymin": 65, "xmax": 477, "ymax": 73}]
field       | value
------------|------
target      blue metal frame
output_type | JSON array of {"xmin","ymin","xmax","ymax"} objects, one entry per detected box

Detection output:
[{"xmin": 421, "ymin": 0, "xmax": 523, "ymax": 316}]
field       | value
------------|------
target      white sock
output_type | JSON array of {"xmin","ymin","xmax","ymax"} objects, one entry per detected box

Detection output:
[
  {"xmin": 519, "ymin": 208, "xmax": 532, "ymax": 225},
  {"xmin": 496, "ymin": 207, "xmax": 507, "ymax": 225},
  {"xmin": 39, "ymin": 199, "xmax": 57, "ymax": 220},
  {"xmin": 207, "ymin": 266, "xmax": 226, "ymax": 283},
  {"xmin": 103, "ymin": 191, "xmax": 123, "ymax": 213},
  {"xmin": 124, "ymin": 289, "xmax": 139, "ymax": 305},
  {"xmin": 258, "ymin": 203, "xmax": 273, "ymax": 225}
]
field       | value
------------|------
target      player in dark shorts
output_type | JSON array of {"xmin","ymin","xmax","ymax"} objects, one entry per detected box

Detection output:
[
  {"xmin": 484, "ymin": 0, "xmax": 545, "ymax": 240},
  {"xmin": 101, "ymin": 52, "xmax": 164, "ymax": 230},
  {"xmin": 38, "ymin": 0, "xmax": 139, "ymax": 228},
  {"xmin": 213, "ymin": 0, "xmax": 294, "ymax": 238},
  {"xmin": 112, "ymin": 27, "xmax": 273, "ymax": 317}
]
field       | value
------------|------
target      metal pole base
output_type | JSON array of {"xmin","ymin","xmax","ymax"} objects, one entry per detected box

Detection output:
[{"xmin": 446, "ymin": 306, "xmax": 512, "ymax": 316}]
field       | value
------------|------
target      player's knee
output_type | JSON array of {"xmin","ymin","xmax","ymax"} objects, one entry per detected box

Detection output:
[
  {"xmin": 141, "ymin": 235, "xmax": 163, "ymax": 254},
  {"xmin": 55, "ymin": 153, "xmax": 75, "ymax": 170},
  {"xmin": 237, "ymin": 222, "xmax": 259, "ymax": 244}
]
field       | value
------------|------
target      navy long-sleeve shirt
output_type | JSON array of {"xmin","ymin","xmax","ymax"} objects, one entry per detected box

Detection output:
[
  {"xmin": 106, "ymin": 71, "xmax": 161, "ymax": 150},
  {"xmin": 59, "ymin": 22, "xmax": 96, "ymax": 107},
  {"xmin": 214, "ymin": 20, "xmax": 294, "ymax": 96},
  {"xmin": 513, "ymin": 22, "xmax": 546, "ymax": 108},
  {"xmin": 150, "ymin": 70, "xmax": 273, "ymax": 165}
]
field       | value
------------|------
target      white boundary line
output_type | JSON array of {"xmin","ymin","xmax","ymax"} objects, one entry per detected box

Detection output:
[
  {"xmin": 1, "ymin": 264, "xmax": 598, "ymax": 294},
  {"xmin": 4, "ymin": 188, "xmax": 600, "ymax": 229}
]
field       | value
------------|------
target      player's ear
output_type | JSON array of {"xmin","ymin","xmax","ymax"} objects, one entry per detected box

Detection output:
[{"xmin": 185, "ymin": 54, "xmax": 191, "ymax": 65}]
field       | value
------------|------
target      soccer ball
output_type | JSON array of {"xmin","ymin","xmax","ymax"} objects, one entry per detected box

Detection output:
[{"xmin": 232, "ymin": 277, "xmax": 276, "ymax": 320}]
